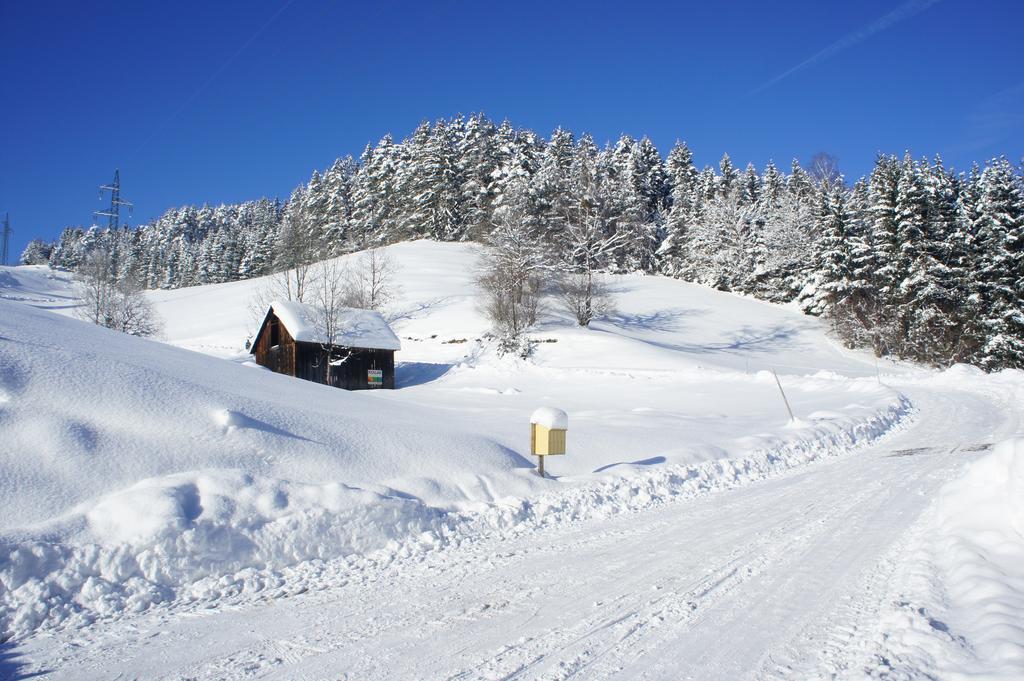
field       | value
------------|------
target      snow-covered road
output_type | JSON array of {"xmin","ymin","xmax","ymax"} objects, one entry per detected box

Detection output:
[{"xmin": 13, "ymin": 383, "xmax": 1014, "ymax": 680}]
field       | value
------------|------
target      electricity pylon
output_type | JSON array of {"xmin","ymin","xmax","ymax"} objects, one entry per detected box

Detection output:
[
  {"xmin": 94, "ymin": 169, "xmax": 133, "ymax": 229},
  {"xmin": 1, "ymin": 213, "xmax": 11, "ymax": 266}
]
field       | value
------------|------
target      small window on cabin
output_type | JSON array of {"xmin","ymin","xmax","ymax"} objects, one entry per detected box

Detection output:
[{"xmin": 269, "ymin": 319, "xmax": 280, "ymax": 347}]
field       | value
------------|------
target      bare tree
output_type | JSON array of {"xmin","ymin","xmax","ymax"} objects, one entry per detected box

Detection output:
[
  {"xmin": 342, "ymin": 248, "xmax": 400, "ymax": 313},
  {"xmin": 247, "ymin": 218, "xmax": 319, "ymax": 335},
  {"xmin": 75, "ymin": 251, "xmax": 161, "ymax": 337},
  {"xmin": 807, "ymin": 152, "xmax": 842, "ymax": 186},
  {"xmin": 109, "ymin": 276, "xmax": 162, "ymax": 337},
  {"xmin": 76, "ymin": 250, "xmax": 117, "ymax": 327},
  {"xmin": 248, "ymin": 244, "xmax": 400, "ymax": 342},
  {"xmin": 477, "ymin": 180, "xmax": 549, "ymax": 340},
  {"xmin": 557, "ymin": 272, "xmax": 616, "ymax": 326},
  {"xmin": 556, "ymin": 157, "xmax": 624, "ymax": 326},
  {"xmin": 247, "ymin": 266, "xmax": 317, "ymax": 335},
  {"xmin": 311, "ymin": 260, "xmax": 351, "ymax": 386}
]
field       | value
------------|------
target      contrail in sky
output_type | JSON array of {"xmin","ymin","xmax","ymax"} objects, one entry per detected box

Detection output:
[
  {"xmin": 129, "ymin": 0, "xmax": 297, "ymax": 160},
  {"xmin": 749, "ymin": 0, "xmax": 942, "ymax": 96}
]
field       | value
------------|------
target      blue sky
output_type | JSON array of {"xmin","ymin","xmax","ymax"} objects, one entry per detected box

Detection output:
[{"xmin": 1, "ymin": 0, "xmax": 1022, "ymax": 258}]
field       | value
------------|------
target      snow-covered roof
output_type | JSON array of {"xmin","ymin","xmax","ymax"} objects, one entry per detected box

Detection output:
[
  {"xmin": 266, "ymin": 300, "xmax": 401, "ymax": 351},
  {"xmin": 530, "ymin": 407, "xmax": 568, "ymax": 429}
]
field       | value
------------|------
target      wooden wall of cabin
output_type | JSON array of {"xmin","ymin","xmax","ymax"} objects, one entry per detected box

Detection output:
[
  {"xmin": 294, "ymin": 342, "xmax": 395, "ymax": 390},
  {"xmin": 253, "ymin": 315, "xmax": 295, "ymax": 376}
]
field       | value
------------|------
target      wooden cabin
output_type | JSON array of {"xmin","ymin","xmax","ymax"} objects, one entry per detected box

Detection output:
[{"xmin": 250, "ymin": 300, "xmax": 400, "ymax": 390}]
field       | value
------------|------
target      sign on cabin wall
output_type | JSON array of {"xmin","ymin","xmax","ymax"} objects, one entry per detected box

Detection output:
[{"xmin": 367, "ymin": 369, "xmax": 383, "ymax": 387}]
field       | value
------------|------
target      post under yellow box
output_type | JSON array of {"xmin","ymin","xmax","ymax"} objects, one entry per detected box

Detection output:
[{"xmin": 531, "ymin": 423, "xmax": 566, "ymax": 456}]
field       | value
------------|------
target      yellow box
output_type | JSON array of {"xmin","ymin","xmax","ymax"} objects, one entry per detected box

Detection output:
[{"xmin": 531, "ymin": 424, "xmax": 566, "ymax": 456}]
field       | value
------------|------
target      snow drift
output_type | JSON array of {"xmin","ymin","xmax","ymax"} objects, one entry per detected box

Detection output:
[
  {"xmin": 0, "ymin": 299, "xmax": 526, "ymax": 638},
  {"xmin": 861, "ymin": 437, "xmax": 1024, "ymax": 680}
]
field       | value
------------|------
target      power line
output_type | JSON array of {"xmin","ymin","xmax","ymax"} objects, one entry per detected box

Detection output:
[{"xmin": 94, "ymin": 169, "xmax": 133, "ymax": 230}]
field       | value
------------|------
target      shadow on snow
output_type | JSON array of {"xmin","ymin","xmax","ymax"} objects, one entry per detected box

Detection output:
[
  {"xmin": 593, "ymin": 456, "xmax": 667, "ymax": 473},
  {"xmin": 396, "ymin": 362, "xmax": 455, "ymax": 388},
  {"xmin": 0, "ymin": 642, "xmax": 49, "ymax": 679},
  {"xmin": 596, "ymin": 322, "xmax": 808, "ymax": 357}
]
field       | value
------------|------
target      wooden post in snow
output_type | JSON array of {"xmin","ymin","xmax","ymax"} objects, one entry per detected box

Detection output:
[{"xmin": 772, "ymin": 370, "xmax": 796, "ymax": 422}]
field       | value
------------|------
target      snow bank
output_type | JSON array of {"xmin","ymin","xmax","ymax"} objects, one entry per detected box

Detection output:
[
  {"xmin": 0, "ymin": 470, "xmax": 446, "ymax": 638},
  {"xmin": 859, "ymin": 438, "xmax": 1024, "ymax": 679},
  {"xmin": 0, "ymin": 385, "xmax": 910, "ymax": 641},
  {"xmin": 0, "ymin": 300, "xmax": 529, "ymax": 639},
  {"xmin": 530, "ymin": 406, "xmax": 568, "ymax": 429}
]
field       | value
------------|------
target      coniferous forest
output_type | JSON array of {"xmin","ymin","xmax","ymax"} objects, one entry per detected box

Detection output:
[{"xmin": 21, "ymin": 114, "xmax": 1024, "ymax": 370}]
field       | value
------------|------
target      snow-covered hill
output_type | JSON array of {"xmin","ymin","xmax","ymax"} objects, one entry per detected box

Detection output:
[
  {"xmin": 3, "ymin": 241, "xmax": 1020, "ymax": 679},
  {"xmin": 0, "ymin": 242, "xmax": 918, "ymax": 638}
]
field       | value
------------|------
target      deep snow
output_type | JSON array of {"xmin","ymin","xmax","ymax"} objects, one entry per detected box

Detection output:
[
  {"xmin": 9, "ymin": 385, "xmax": 1022, "ymax": 681},
  {"xmin": 1, "ymin": 241, "xmax": 1022, "ymax": 680}
]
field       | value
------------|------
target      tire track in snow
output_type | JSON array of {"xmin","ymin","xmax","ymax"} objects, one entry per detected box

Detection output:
[
  {"xmin": 489, "ymin": 462, "xmax": 895, "ymax": 680},
  {"xmin": 758, "ymin": 445, "xmax": 981, "ymax": 680},
  {"xmin": 18, "ymin": 385, "xmax": 1014, "ymax": 680}
]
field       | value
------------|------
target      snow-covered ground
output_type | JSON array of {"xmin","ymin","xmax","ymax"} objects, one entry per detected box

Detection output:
[
  {"xmin": 848, "ymin": 431, "xmax": 1024, "ymax": 680},
  {"xmin": 1, "ymin": 241, "xmax": 1022, "ymax": 679}
]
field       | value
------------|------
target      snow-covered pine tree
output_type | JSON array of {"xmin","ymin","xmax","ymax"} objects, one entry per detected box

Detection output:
[
  {"xmin": 628, "ymin": 137, "xmax": 670, "ymax": 223},
  {"xmin": 321, "ymin": 157, "xmax": 358, "ymax": 255},
  {"xmin": 740, "ymin": 163, "xmax": 761, "ymax": 207},
  {"xmin": 276, "ymin": 185, "xmax": 311, "ymax": 275},
  {"xmin": 747, "ymin": 161, "xmax": 787, "ymax": 299},
  {"xmin": 237, "ymin": 198, "xmax": 282, "ymax": 279},
  {"xmin": 973, "ymin": 157, "xmax": 1024, "ymax": 368},
  {"xmin": 758, "ymin": 175, "xmax": 816, "ymax": 302},
  {"xmin": 392, "ymin": 121, "xmax": 432, "ymax": 239},
  {"xmin": 533, "ymin": 128, "xmax": 576, "ymax": 243},
  {"xmin": 352, "ymin": 135, "xmax": 401, "ymax": 246},
  {"xmin": 951, "ymin": 163, "xmax": 988, "ymax": 361},
  {"xmin": 479, "ymin": 119, "xmax": 518, "ymax": 226},
  {"xmin": 718, "ymin": 153, "xmax": 738, "ymax": 198},
  {"xmin": 300, "ymin": 170, "xmax": 332, "ymax": 261},
  {"xmin": 658, "ymin": 141, "xmax": 699, "ymax": 277},
  {"xmin": 908, "ymin": 157, "xmax": 962, "ymax": 363},
  {"xmin": 458, "ymin": 113, "xmax": 500, "ymax": 241},
  {"xmin": 599, "ymin": 145, "xmax": 652, "ymax": 273},
  {"xmin": 834, "ymin": 179, "xmax": 881, "ymax": 348},
  {"xmin": 421, "ymin": 120, "xmax": 467, "ymax": 241},
  {"xmin": 696, "ymin": 186, "xmax": 758, "ymax": 291},
  {"xmin": 891, "ymin": 154, "xmax": 930, "ymax": 355},
  {"xmin": 760, "ymin": 161, "xmax": 785, "ymax": 209},
  {"xmin": 865, "ymin": 154, "xmax": 902, "ymax": 353},
  {"xmin": 811, "ymin": 180, "xmax": 853, "ymax": 316},
  {"xmin": 19, "ymin": 239, "xmax": 52, "ymax": 265},
  {"xmin": 787, "ymin": 159, "xmax": 814, "ymax": 203}
]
